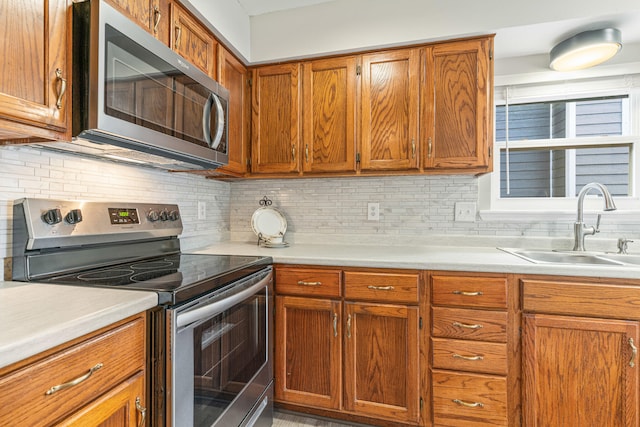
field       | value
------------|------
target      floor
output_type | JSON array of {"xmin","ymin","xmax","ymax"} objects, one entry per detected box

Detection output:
[{"xmin": 273, "ymin": 410, "xmax": 372, "ymax": 427}]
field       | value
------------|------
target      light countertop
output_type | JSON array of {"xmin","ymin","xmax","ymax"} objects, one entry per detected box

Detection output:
[
  {"xmin": 192, "ymin": 242, "xmax": 640, "ymax": 280},
  {"xmin": 0, "ymin": 282, "xmax": 157, "ymax": 370}
]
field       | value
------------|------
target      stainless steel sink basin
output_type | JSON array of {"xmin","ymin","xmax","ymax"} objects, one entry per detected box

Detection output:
[
  {"xmin": 596, "ymin": 253, "xmax": 640, "ymax": 266},
  {"xmin": 499, "ymin": 248, "xmax": 626, "ymax": 266}
]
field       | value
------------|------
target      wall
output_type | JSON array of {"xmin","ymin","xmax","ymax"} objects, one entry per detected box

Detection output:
[
  {"xmin": 0, "ymin": 145, "xmax": 231, "ymax": 267},
  {"xmin": 229, "ymin": 176, "xmax": 640, "ymax": 251}
]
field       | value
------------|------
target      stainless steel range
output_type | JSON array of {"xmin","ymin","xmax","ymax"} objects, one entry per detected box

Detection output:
[{"xmin": 12, "ymin": 198, "xmax": 274, "ymax": 427}]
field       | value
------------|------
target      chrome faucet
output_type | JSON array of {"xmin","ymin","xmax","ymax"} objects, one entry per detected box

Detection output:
[{"xmin": 573, "ymin": 182, "xmax": 617, "ymax": 251}]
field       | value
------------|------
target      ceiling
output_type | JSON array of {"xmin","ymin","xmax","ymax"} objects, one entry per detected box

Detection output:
[{"xmin": 236, "ymin": 0, "xmax": 640, "ymax": 60}]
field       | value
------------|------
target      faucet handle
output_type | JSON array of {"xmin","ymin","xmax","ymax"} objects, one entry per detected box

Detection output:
[
  {"xmin": 595, "ymin": 214, "xmax": 602, "ymax": 233},
  {"xmin": 618, "ymin": 237, "xmax": 634, "ymax": 254}
]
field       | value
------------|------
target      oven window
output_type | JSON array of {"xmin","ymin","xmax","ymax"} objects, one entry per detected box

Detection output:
[{"xmin": 190, "ymin": 288, "xmax": 267, "ymax": 425}]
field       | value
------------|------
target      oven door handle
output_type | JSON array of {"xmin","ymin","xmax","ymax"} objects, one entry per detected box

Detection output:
[{"xmin": 176, "ymin": 273, "xmax": 271, "ymax": 329}]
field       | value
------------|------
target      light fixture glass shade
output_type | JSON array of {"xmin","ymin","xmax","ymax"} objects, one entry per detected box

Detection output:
[{"xmin": 550, "ymin": 28, "xmax": 622, "ymax": 71}]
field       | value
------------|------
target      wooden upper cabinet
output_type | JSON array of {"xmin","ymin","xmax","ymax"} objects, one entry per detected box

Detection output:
[
  {"xmin": 360, "ymin": 48, "xmax": 420, "ymax": 171},
  {"xmin": 216, "ymin": 48, "xmax": 250, "ymax": 176},
  {"xmin": 170, "ymin": 2, "xmax": 217, "ymax": 79},
  {"xmin": 423, "ymin": 37, "xmax": 494, "ymax": 172},
  {"xmin": 0, "ymin": 0, "xmax": 70, "ymax": 141},
  {"xmin": 251, "ymin": 63, "xmax": 301, "ymax": 174},
  {"xmin": 105, "ymin": 0, "xmax": 169, "ymax": 45},
  {"xmin": 302, "ymin": 57, "xmax": 357, "ymax": 173},
  {"xmin": 523, "ymin": 313, "xmax": 639, "ymax": 427}
]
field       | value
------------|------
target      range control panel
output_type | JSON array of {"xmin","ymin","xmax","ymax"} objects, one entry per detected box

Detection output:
[{"xmin": 15, "ymin": 198, "xmax": 184, "ymax": 250}]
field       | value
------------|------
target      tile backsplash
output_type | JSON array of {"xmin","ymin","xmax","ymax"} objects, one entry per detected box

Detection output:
[{"xmin": 0, "ymin": 145, "xmax": 230, "ymax": 262}]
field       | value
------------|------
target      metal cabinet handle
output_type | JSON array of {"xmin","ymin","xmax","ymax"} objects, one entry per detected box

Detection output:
[
  {"xmin": 45, "ymin": 363, "xmax": 103, "ymax": 395},
  {"xmin": 153, "ymin": 6, "xmax": 161, "ymax": 33},
  {"xmin": 452, "ymin": 321, "xmax": 483, "ymax": 330},
  {"xmin": 453, "ymin": 399, "xmax": 484, "ymax": 408},
  {"xmin": 411, "ymin": 139, "xmax": 416, "ymax": 159},
  {"xmin": 297, "ymin": 280, "xmax": 322, "ymax": 286},
  {"xmin": 346, "ymin": 314, "xmax": 352, "ymax": 338},
  {"xmin": 175, "ymin": 25, "xmax": 182, "ymax": 49},
  {"xmin": 630, "ymin": 338, "xmax": 637, "ymax": 367},
  {"xmin": 367, "ymin": 285, "xmax": 395, "ymax": 291},
  {"xmin": 136, "ymin": 396, "xmax": 147, "ymax": 427},
  {"xmin": 291, "ymin": 144, "xmax": 296, "ymax": 162},
  {"xmin": 427, "ymin": 137, "xmax": 432, "ymax": 158},
  {"xmin": 55, "ymin": 68, "xmax": 67, "ymax": 109},
  {"xmin": 453, "ymin": 353, "xmax": 484, "ymax": 361},
  {"xmin": 452, "ymin": 290, "xmax": 483, "ymax": 296},
  {"xmin": 305, "ymin": 144, "xmax": 309, "ymax": 163},
  {"xmin": 333, "ymin": 313, "xmax": 338, "ymax": 337}
]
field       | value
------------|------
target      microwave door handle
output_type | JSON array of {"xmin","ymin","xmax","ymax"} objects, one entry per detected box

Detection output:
[
  {"xmin": 176, "ymin": 273, "xmax": 271, "ymax": 329},
  {"xmin": 202, "ymin": 94, "xmax": 214, "ymax": 147},
  {"xmin": 210, "ymin": 94, "xmax": 225, "ymax": 150}
]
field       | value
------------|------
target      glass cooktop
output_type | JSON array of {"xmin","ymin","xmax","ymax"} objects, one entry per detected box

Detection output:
[{"xmin": 40, "ymin": 253, "xmax": 272, "ymax": 305}]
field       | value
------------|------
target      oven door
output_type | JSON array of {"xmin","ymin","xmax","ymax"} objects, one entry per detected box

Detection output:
[{"xmin": 171, "ymin": 268, "xmax": 273, "ymax": 427}]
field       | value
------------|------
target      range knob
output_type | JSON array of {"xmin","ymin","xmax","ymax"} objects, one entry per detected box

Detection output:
[
  {"xmin": 65, "ymin": 209, "xmax": 83, "ymax": 224},
  {"xmin": 168, "ymin": 210, "xmax": 180, "ymax": 221},
  {"xmin": 158, "ymin": 210, "xmax": 169, "ymax": 221},
  {"xmin": 42, "ymin": 208, "xmax": 62, "ymax": 225},
  {"xmin": 147, "ymin": 210, "xmax": 160, "ymax": 222}
]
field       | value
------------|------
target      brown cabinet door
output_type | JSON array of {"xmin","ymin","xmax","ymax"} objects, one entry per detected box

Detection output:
[
  {"xmin": 0, "ymin": 0, "xmax": 69, "ymax": 138},
  {"xmin": 423, "ymin": 38, "xmax": 493, "ymax": 171},
  {"xmin": 523, "ymin": 313, "xmax": 639, "ymax": 427},
  {"xmin": 302, "ymin": 57, "xmax": 357, "ymax": 173},
  {"xmin": 57, "ymin": 372, "xmax": 146, "ymax": 426},
  {"xmin": 360, "ymin": 49, "xmax": 420, "ymax": 171},
  {"xmin": 343, "ymin": 302, "xmax": 420, "ymax": 423},
  {"xmin": 106, "ymin": 0, "xmax": 169, "ymax": 44},
  {"xmin": 251, "ymin": 63, "xmax": 301, "ymax": 174},
  {"xmin": 170, "ymin": 2, "xmax": 217, "ymax": 79},
  {"xmin": 275, "ymin": 296, "xmax": 342, "ymax": 409},
  {"xmin": 216, "ymin": 48, "xmax": 250, "ymax": 175}
]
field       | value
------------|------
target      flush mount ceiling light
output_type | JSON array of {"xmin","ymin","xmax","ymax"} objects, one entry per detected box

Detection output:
[{"xmin": 550, "ymin": 28, "xmax": 622, "ymax": 71}]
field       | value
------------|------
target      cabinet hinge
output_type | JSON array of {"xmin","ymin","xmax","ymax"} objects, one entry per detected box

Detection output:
[
  {"xmin": 356, "ymin": 153, "xmax": 361, "ymax": 163},
  {"xmin": 356, "ymin": 65, "xmax": 361, "ymax": 76},
  {"xmin": 488, "ymin": 145, "xmax": 492, "ymax": 158},
  {"xmin": 489, "ymin": 48, "xmax": 493, "ymax": 60}
]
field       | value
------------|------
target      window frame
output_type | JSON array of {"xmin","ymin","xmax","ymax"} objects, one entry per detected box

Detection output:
[{"xmin": 479, "ymin": 75, "xmax": 640, "ymax": 217}]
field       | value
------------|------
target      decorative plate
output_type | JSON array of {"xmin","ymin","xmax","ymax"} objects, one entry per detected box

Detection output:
[{"xmin": 251, "ymin": 207, "xmax": 287, "ymax": 242}]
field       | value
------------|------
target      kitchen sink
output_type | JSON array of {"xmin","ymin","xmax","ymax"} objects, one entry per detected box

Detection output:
[{"xmin": 498, "ymin": 248, "xmax": 628, "ymax": 266}]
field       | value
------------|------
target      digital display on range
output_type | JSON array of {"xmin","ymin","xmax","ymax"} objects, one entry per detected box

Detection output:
[{"xmin": 108, "ymin": 208, "xmax": 140, "ymax": 224}]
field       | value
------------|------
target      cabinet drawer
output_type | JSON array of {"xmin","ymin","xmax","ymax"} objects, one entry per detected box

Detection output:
[
  {"xmin": 344, "ymin": 271, "xmax": 419, "ymax": 303},
  {"xmin": 432, "ymin": 275, "xmax": 507, "ymax": 309},
  {"xmin": 522, "ymin": 278, "xmax": 640, "ymax": 319},
  {"xmin": 276, "ymin": 267, "xmax": 342, "ymax": 298},
  {"xmin": 432, "ymin": 338, "xmax": 507, "ymax": 375},
  {"xmin": 0, "ymin": 316, "xmax": 145, "ymax": 426},
  {"xmin": 432, "ymin": 307, "xmax": 507, "ymax": 342},
  {"xmin": 432, "ymin": 370, "xmax": 507, "ymax": 426}
]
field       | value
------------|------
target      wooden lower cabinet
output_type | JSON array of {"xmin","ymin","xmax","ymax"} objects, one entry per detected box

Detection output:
[
  {"xmin": 0, "ymin": 313, "xmax": 147, "ymax": 427},
  {"xmin": 275, "ymin": 265, "xmax": 421, "ymax": 426}
]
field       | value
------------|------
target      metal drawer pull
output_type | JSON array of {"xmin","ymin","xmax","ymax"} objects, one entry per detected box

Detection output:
[
  {"xmin": 175, "ymin": 25, "xmax": 182, "ymax": 49},
  {"xmin": 346, "ymin": 314, "xmax": 352, "ymax": 338},
  {"xmin": 452, "ymin": 290, "xmax": 483, "ymax": 296},
  {"xmin": 333, "ymin": 313, "xmax": 338, "ymax": 337},
  {"xmin": 136, "ymin": 396, "xmax": 147, "ymax": 427},
  {"xmin": 367, "ymin": 285, "xmax": 395, "ymax": 291},
  {"xmin": 630, "ymin": 338, "xmax": 637, "ymax": 367},
  {"xmin": 297, "ymin": 280, "xmax": 322, "ymax": 286},
  {"xmin": 45, "ymin": 363, "xmax": 103, "ymax": 395},
  {"xmin": 452, "ymin": 321, "xmax": 483, "ymax": 330},
  {"xmin": 453, "ymin": 399, "xmax": 484, "ymax": 408},
  {"xmin": 153, "ymin": 6, "xmax": 162, "ymax": 33},
  {"xmin": 453, "ymin": 353, "xmax": 484, "ymax": 361},
  {"xmin": 55, "ymin": 68, "xmax": 67, "ymax": 109}
]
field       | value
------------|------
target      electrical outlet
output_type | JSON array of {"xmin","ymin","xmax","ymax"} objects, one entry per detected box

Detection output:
[
  {"xmin": 367, "ymin": 202, "xmax": 380, "ymax": 221},
  {"xmin": 455, "ymin": 202, "xmax": 476, "ymax": 222},
  {"xmin": 197, "ymin": 201, "xmax": 206, "ymax": 220}
]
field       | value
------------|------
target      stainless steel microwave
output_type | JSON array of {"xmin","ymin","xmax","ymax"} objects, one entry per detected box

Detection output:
[{"xmin": 39, "ymin": 0, "xmax": 229, "ymax": 170}]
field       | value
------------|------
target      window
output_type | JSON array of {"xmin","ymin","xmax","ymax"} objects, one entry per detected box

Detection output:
[{"xmin": 479, "ymin": 74, "xmax": 640, "ymax": 213}]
